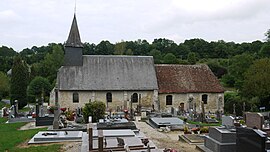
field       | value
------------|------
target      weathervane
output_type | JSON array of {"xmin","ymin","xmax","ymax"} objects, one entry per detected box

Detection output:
[{"xmin": 74, "ymin": 0, "xmax": 77, "ymax": 14}]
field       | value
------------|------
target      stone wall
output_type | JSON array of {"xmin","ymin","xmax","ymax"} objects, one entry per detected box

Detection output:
[
  {"xmin": 158, "ymin": 92, "xmax": 224, "ymax": 113},
  {"xmin": 57, "ymin": 90, "xmax": 155, "ymax": 110}
]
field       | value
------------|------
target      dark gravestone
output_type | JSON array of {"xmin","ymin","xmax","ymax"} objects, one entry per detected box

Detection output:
[
  {"xmin": 36, "ymin": 116, "xmax": 54, "ymax": 126},
  {"xmin": 203, "ymin": 127, "xmax": 236, "ymax": 152},
  {"xmin": 236, "ymin": 127, "xmax": 266, "ymax": 152},
  {"xmin": 117, "ymin": 137, "xmax": 125, "ymax": 146}
]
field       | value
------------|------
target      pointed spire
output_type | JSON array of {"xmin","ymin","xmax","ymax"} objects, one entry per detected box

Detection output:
[{"xmin": 65, "ymin": 14, "xmax": 83, "ymax": 47}]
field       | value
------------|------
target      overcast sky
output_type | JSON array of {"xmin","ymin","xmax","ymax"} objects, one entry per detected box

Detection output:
[{"xmin": 0, "ymin": 0, "xmax": 270, "ymax": 52}]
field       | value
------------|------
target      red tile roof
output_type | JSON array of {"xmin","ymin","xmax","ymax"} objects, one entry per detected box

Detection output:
[{"xmin": 155, "ymin": 64, "xmax": 224, "ymax": 93}]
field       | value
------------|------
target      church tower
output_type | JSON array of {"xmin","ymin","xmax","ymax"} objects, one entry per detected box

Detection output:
[{"xmin": 64, "ymin": 14, "xmax": 83, "ymax": 66}]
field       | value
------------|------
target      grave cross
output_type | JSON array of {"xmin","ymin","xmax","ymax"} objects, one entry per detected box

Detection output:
[{"xmin": 233, "ymin": 104, "xmax": 236, "ymax": 116}]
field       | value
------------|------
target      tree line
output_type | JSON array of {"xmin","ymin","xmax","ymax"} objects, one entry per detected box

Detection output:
[{"xmin": 0, "ymin": 29, "xmax": 270, "ymax": 112}]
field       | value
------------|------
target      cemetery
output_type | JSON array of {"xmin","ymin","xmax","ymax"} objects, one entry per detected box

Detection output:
[{"xmin": 4, "ymin": 95, "xmax": 270, "ymax": 152}]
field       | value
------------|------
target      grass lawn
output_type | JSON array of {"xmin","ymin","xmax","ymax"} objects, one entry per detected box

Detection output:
[
  {"xmin": 19, "ymin": 106, "xmax": 32, "ymax": 113},
  {"xmin": 186, "ymin": 119, "xmax": 221, "ymax": 126},
  {"xmin": 0, "ymin": 117, "xmax": 62, "ymax": 152},
  {"xmin": 179, "ymin": 117, "xmax": 221, "ymax": 127},
  {"xmin": 0, "ymin": 101, "xmax": 10, "ymax": 109}
]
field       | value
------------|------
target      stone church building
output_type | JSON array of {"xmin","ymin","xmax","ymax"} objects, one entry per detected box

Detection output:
[{"xmin": 50, "ymin": 14, "xmax": 224, "ymax": 113}]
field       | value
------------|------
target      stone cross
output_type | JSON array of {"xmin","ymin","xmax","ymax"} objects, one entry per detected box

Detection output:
[
  {"xmin": 53, "ymin": 103, "xmax": 60, "ymax": 129},
  {"xmin": 14, "ymin": 100, "xmax": 18, "ymax": 117},
  {"xmin": 201, "ymin": 101, "xmax": 206, "ymax": 123},
  {"xmin": 233, "ymin": 104, "xmax": 236, "ymax": 116}
]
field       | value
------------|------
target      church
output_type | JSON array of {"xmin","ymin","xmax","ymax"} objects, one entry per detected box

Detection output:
[{"xmin": 50, "ymin": 14, "xmax": 224, "ymax": 113}]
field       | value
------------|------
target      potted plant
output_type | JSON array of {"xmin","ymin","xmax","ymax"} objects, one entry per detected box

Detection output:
[
  {"xmin": 65, "ymin": 110, "xmax": 75, "ymax": 121},
  {"xmin": 200, "ymin": 127, "xmax": 209, "ymax": 134},
  {"xmin": 183, "ymin": 125, "xmax": 191, "ymax": 134},
  {"xmin": 48, "ymin": 106, "xmax": 56, "ymax": 114}
]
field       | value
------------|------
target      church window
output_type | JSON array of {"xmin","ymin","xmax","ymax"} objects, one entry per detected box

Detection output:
[
  {"xmin": 202, "ymin": 94, "xmax": 208, "ymax": 104},
  {"xmin": 106, "ymin": 92, "xmax": 112, "ymax": 102},
  {"xmin": 166, "ymin": 95, "xmax": 173, "ymax": 105},
  {"xmin": 73, "ymin": 92, "xmax": 79, "ymax": 103},
  {"xmin": 132, "ymin": 93, "xmax": 138, "ymax": 103}
]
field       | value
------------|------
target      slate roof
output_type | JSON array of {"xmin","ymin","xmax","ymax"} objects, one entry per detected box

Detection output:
[
  {"xmin": 58, "ymin": 55, "xmax": 158, "ymax": 91},
  {"xmin": 155, "ymin": 64, "xmax": 224, "ymax": 93},
  {"xmin": 65, "ymin": 14, "xmax": 83, "ymax": 47}
]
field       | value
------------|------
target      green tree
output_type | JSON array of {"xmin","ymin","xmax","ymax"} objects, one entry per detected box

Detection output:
[
  {"xmin": 187, "ymin": 52, "xmax": 197, "ymax": 64},
  {"xmin": 10, "ymin": 56, "xmax": 29, "ymax": 109},
  {"xmin": 207, "ymin": 60, "xmax": 227, "ymax": 78},
  {"xmin": 125, "ymin": 49, "xmax": 133, "ymax": 55},
  {"xmin": 27, "ymin": 76, "xmax": 51, "ymax": 103},
  {"xmin": 152, "ymin": 38, "xmax": 177, "ymax": 54},
  {"xmin": 0, "ymin": 72, "xmax": 9, "ymax": 101},
  {"xmin": 259, "ymin": 42, "xmax": 270, "ymax": 58},
  {"xmin": 83, "ymin": 101, "xmax": 106, "ymax": 123},
  {"xmin": 183, "ymin": 39, "xmax": 209, "ymax": 58},
  {"xmin": 163, "ymin": 53, "xmax": 177, "ymax": 64},
  {"xmin": 242, "ymin": 58, "xmax": 270, "ymax": 108},
  {"xmin": 149, "ymin": 49, "xmax": 162, "ymax": 64},
  {"xmin": 95, "ymin": 40, "xmax": 114, "ymax": 55},
  {"xmin": 114, "ymin": 42, "xmax": 126, "ymax": 55},
  {"xmin": 224, "ymin": 92, "xmax": 242, "ymax": 115},
  {"xmin": 83, "ymin": 42, "xmax": 96, "ymax": 55},
  {"xmin": 223, "ymin": 53, "xmax": 254, "ymax": 89},
  {"xmin": 42, "ymin": 45, "xmax": 64, "ymax": 83}
]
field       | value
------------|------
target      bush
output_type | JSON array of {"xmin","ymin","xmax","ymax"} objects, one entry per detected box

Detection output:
[
  {"xmin": 200, "ymin": 127, "xmax": 209, "ymax": 133},
  {"xmin": 83, "ymin": 101, "xmax": 106, "ymax": 123}
]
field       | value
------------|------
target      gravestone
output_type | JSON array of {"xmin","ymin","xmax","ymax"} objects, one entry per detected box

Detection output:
[
  {"xmin": 53, "ymin": 103, "xmax": 61, "ymax": 129},
  {"xmin": 141, "ymin": 111, "xmax": 147, "ymax": 119},
  {"xmin": 14, "ymin": 100, "xmax": 18, "ymax": 117},
  {"xmin": 245, "ymin": 112, "xmax": 264, "ymax": 129},
  {"xmin": 236, "ymin": 127, "xmax": 266, "ymax": 152},
  {"xmin": 200, "ymin": 127, "xmax": 236, "ymax": 152},
  {"xmin": 9, "ymin": 105, "xmax": 15, "ymax": 118},
  {"xmin": 216, "ymin": 110, "xmax": 221, "ymax": 120},
  {"xmin": 171, "ymin": 107, "xmax": 175, "ymax": 116},
  {"xmin": 1, "ymin": 107, "xmax": 8, "ymax": 117},
  {"xmin": 222, "ymin": 116, "xmax": 235, "ymax": 129}
]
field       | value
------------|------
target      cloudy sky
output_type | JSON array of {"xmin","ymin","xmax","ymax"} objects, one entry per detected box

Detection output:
[{"xmin": 0, "ymin": 0, "xmax": 269, "ymax": 52}]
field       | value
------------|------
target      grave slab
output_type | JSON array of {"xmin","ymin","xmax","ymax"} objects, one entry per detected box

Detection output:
[
  {"xmin": 92, "ymin": 129, "xmax": 135, "ymax": 138},
  {"xmin": 28, "ymin": 131, "xmax": 83, "ymax": 144},
  {"xmin": 149, "ymin": 117, "xmax": 183, "ymax": 128}
]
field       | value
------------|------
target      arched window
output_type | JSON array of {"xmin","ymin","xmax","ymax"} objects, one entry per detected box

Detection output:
[
  {"xmin": 166, "ymin": 95, "xmax": 173, "ymax": 105},
  {"xmin": 106, "ymin": 92, "xmax": 112, "ymax": 102},
  {"xmin": 73, "ymin": 92, "xmax": 79, "ymax": 103},
  {"xmin": 202, "ymin": 94, "xmax": 208, "ymax": 104},
  {"xmin": 132, "ymin": 93, "xmax": 138, "ymax": 103}
]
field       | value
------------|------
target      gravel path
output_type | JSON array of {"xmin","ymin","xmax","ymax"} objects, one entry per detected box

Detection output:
[{"xmin": 134, "ymin": 121, "xmax": 200, "ymax": 152}]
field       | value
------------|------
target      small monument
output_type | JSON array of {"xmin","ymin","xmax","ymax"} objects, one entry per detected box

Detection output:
[
  {"xmin": 245, "ymin": 112, "xmax": 264, "ymax": 130},
  {"xmin": 222, "ymin": 116, "xmax": 235, "ymax": 129},
  {"xmin": 53, "ymin": 102, "xmax": 61, "ymax": 129}
]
